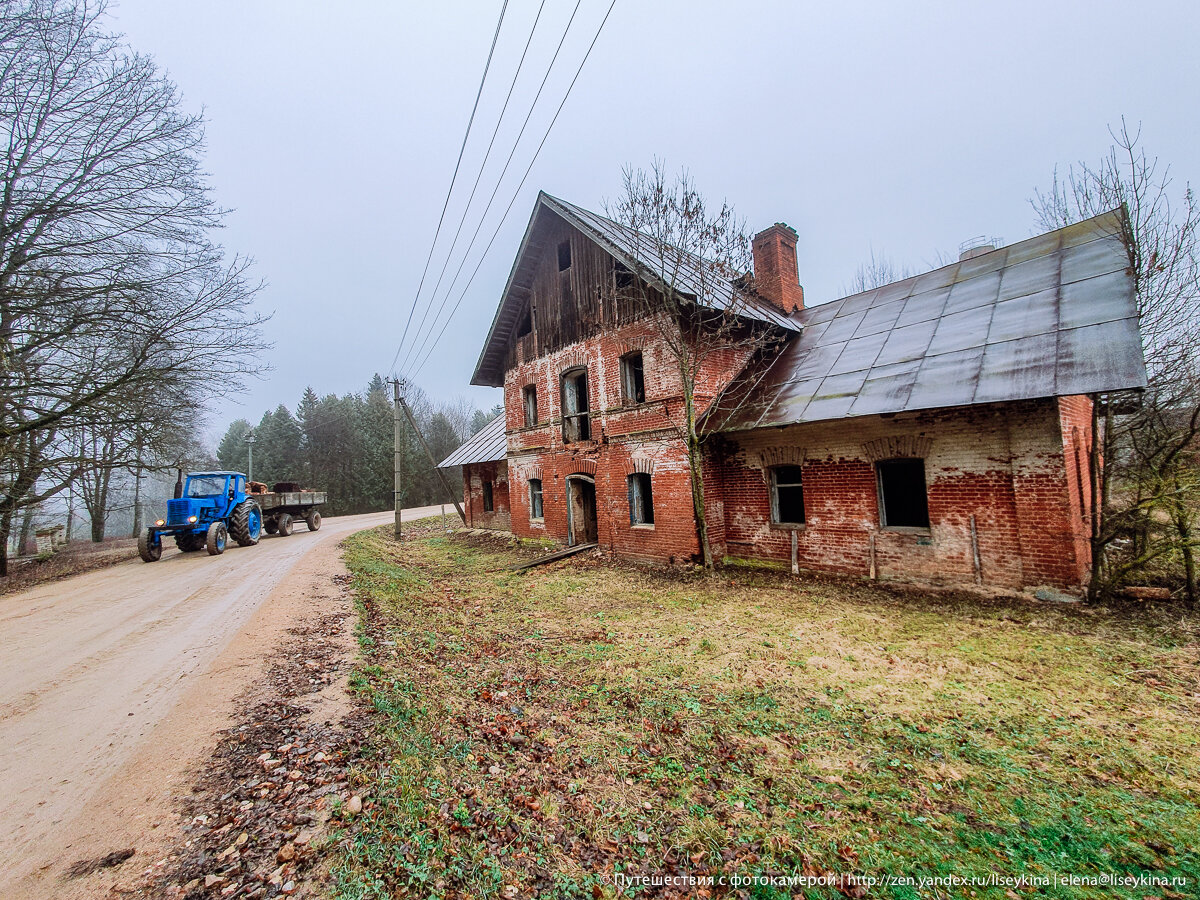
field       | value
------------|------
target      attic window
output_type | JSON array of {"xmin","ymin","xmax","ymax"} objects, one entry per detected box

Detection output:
[
  {"xmin": 515, "ymin": 303, "xmax": 532, "ymax": 338},
  {"xmin": 561, "ymin": 366, "xmax": 590, "ymax": 442},
  {"xmin": 614, "ymin": 261, "xmax": 635, "ymax": 292},
  {"xmin": 557, "ymin": 240, "xmax": 571, "ymax": 271},
  {"xmin": 620, "ymin": 351, "xmax": 645, "ymax": 404},
  {"xmin": 877, "ymin": 458, "xmax": 930, "ymax": 529}
]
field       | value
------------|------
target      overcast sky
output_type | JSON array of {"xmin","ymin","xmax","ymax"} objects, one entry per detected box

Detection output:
[{"xmin": 108, "ymin": 0, "xmax": 1200, "ymax": 440}]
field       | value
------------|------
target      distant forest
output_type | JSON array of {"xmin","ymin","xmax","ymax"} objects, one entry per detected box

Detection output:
[{"xmin": 216, "ymin": 375, "xmax": 498, "ymax": 517}]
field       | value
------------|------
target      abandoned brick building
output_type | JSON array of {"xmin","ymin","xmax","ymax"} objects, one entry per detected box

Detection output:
[{"xmin": 439, "ymin": 192, "xmax": 1146, "ymax": 589}]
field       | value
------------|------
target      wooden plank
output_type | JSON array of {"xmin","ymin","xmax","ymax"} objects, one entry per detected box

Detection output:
[{"xmin": 508, "ymin": 542, "xmax": 597, "ymax": 571}]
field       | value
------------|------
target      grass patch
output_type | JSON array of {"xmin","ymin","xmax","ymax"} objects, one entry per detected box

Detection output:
[{"xmin": 333, "ymin": 526, "xmax": 1199, "ymax": 899}]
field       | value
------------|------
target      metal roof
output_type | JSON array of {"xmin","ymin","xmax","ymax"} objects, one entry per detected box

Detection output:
[
  {"xmin": 437, "ymin": 414, "xmax": 506, "ymax": 468},
  {"xmin": 471, "ymin": 192, "xmax": 799, "ymax": 386},
  {"xmin": 707, "ymin": 208, "xmax": 1147, "ymax": 432}
]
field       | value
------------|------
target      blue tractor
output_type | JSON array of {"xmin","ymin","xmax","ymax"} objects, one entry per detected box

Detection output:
[{"xmin": 138, "ymin": 471, "xmax": 263, "ymax": 562}]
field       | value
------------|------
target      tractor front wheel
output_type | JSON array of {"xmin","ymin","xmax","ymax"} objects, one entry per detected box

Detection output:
[
  {"xmin": 138, "ymin": 529, "xmax": 162, "ymax": 562},
  {"xmin": 305, "ymin": 511, "xmax": 321, "ymax": 532},
  {"xmin": 230, "ymin": 499, "xmax": 262, "ymax": 547},
  {"xmin": 175, "ymin": 532, "xmax": 205, "ymax": 552},
  {"xmin": 206, "ymin": 522, "xmax": 228, "ymax": 555},
  {"xmin": 277, "ymin": 514, "xmax": 293, "ymax": 537}
]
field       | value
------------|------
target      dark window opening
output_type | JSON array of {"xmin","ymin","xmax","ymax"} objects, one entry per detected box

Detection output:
[
  {"xmin": 628, "ymin": 473, "xmax": 654, "ymax": 525},
  {"xmin": 482, "ymin": 481, "xmax": 494, "ymax": 513},
  {"xmin": 877, "ymin": 458, "xmax": 930, "ymax": 529},
  {"xmin": 522, "ymin": 384, "xmax": 538, "ymax": 427},
  {"xmin": 614, "ymin": 261, "xmax": 635, "ymax": 292},
  {"xmin": 515, "ymin": 303, "xmax": 532, "ymax": 338},
  {"xmin": 557, "ymin": 240, "xmax": 571, "ymax": 271},
  {"xmin": 561, "ymin": 367, "xmax": 590, "ymax": 442},
  {"xmin": 528, "ymin": 478, "xmax": 543, "ymax": 520},
  {"xmin": 621, "ymin": 351, "xmax": 645, "ymax": 404},
  {"xmin": 770, "ymin": 465, "xmax": 806, "ymax": 526}
]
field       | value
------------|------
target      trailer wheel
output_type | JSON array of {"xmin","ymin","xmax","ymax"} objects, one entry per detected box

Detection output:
[
  {"xmin": 229, "ymin": 499, "xmax": 262, "ymax": 546},
  {"xmin": 175, "ymin": 532, "xmax": 205, "ymax": 552},
  {"xmin": 305, "ymin": 511, "xmax": 321, "ymax": 532},
  {"xmin": 277, "ymin": 514, "xmax": 293, "ymax": 536},
  {"xmin": 206, "ymin": 521, "xmax": 228, "ymax": 555},
  {"xmin": 264, "ymin": 517, "xmax": 278, "ymax": 535},
  {"xmin": 138, "ymin": 529, "xmax": 162, "ymax": 562}
]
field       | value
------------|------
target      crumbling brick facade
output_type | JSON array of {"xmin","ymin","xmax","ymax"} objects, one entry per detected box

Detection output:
[
  {"xmin": 449, "ymin": 193, "xmax": 1139, "ymax": 591},
  {"xmin": 463, "ymin": 460, "xmax": 510, "ymax": 531},
  {"xmin": 708, "ymin": 397, "xmax": 1091, "ymax": 588}
]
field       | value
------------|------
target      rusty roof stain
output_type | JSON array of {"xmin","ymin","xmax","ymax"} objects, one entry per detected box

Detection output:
[{"xmin": 707, "ymin": 208, "xmax": 1147, "ymax": 432}]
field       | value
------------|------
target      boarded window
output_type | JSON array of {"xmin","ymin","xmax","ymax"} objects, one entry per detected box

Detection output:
[
  {"xmin": 561, "ymin": 367, "xmax": 590, "ymax": 442},
  {"xmin": 770, "ymin": 465, "xmax": 805, "ymax": 526},
  {"xmin": 877, "ymin": 458, "xmax": 930, "ymax": 529},
  {"xmin": 628, "ymin": 473, "xmax": 653, "ymax": 525},
  {"xmin": 522, "ymin": 384, "xmax": 538, "ymax": 427},
  {"xmin": 528, "ymin": 478, "xmax": 543, "ymax": 520},
  {"xmin": 621, "ymin": 351, "xmax": 645, "ymax": 404},
  {"xmin": 482, "ymin": 481, "xmax": 494, "ymax": 513},
  {"xmin": 557, "ymin": 240, "xmax": 571, "ymax": 271}
]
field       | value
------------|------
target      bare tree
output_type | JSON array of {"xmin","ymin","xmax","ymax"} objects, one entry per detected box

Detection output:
[
  {"xmin": 0, "ymin": 0, "xmax": 267, "ymax": 573},
  {"xmin": 606, "ymin": 162, "xmax": 791, "ymax": 569},
  {"xmin": 1033, "ymin": 120, "xmax": 1200, "ymax": 603},
  {"xmin": 844, "ymin": 248, "xmax": 914, "ymax": 294}
]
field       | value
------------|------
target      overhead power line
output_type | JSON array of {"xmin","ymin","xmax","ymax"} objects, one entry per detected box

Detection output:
[
  {"xmin": 406, "ymin": 0, "xmax": 618, "ymax": 382},
  {"xmin": 397, "ymin": 0, "xmax": 550, "ymax": 379},
  {"xmin": 397, "ymin": 0, "xmax": 583, "ymax": 380},
  {"xmin": 388, "ymin": 0, "xmax": 509, "ymax": 378}
]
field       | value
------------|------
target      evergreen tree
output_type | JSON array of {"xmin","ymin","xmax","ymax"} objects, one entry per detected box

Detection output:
[{"xmin": 216, "ymin": 419, "xmax": 253, "ymax": 471}]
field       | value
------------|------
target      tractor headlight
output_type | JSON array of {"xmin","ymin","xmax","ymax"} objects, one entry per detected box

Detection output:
[
  {"xmin": 155, "ymin": 519, "xmax": 165, "ymax": 527},
  {"xmin": 188, "ymin": 515, "xmax": 198, "ymax": 524}
]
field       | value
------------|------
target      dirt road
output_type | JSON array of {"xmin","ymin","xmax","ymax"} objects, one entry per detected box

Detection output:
[{"xmin": 0, "ymin": 505, "xmax": 447, "ymax": 897}]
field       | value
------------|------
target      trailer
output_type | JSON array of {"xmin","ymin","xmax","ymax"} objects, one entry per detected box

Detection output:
[{"xmin": 253, "ymin": 486, "xmax": 327, "ymax": 535}]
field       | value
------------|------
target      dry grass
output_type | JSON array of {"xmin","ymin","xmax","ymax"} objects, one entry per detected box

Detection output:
[{"xmin": 333, "ymin": 526, "xmax": 1199, "ymax": 899}]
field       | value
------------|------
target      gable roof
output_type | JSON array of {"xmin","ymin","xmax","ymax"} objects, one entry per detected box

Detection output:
[
  {"xmin": 437, "ymin": 413, "xmax": 506, "ymax": 468},
  {"xmin": 707, "ymin": 208, "xmax": 1146, "ymax": 433},
  {"xmin": 471, "ymin": 192, "xmax": 799, "ymax": 386}
]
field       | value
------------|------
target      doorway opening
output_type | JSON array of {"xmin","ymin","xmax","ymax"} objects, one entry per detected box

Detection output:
[{"xmin": 566, "ymin": 475, "xmax": 597, "ymax": 546}]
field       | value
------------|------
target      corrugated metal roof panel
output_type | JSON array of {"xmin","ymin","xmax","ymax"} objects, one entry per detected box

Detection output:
[
  {"xmin": 708, "ymin": 208, "xmax": 1146, "ymax": 432},
  {"xmin": 437, "ymin": 414, "xmax": 507, "ymax": 468}
]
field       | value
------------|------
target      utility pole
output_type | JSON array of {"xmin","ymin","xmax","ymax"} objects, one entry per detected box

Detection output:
[
  {"xmin": 397, "ymin": 394, "xmax": 467, "ymax": 524},
  {"xmin": 393, "ymin": 378, "xmax": 404, "ymax": 541},
  {"xmin": 246, "ymin": 429, "xmax": 256, "ymax": 482}
]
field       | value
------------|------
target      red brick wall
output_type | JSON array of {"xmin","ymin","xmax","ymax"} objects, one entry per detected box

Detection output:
[
  {"xmin": 502, "ymin": 316, "xmax": 754, "ymax": 563},
  {"xmin": 493, "ymin": 313, "xmax": 1091, "ymax": 589},
  {"xmin": 715, "ymin": 399, "xmax": 1089, "ymax": 589},
  {"xmin": 462, "ymin": 461, "xmax": 510, "ymax": 531}
]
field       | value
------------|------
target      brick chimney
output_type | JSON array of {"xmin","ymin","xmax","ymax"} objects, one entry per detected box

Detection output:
[{"xmin": 751, "ymin": 223, "xmax": 804, "ymax": 313}]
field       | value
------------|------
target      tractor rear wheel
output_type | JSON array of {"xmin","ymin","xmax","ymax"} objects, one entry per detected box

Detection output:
[
  {"xmin": 305, "ymin": 511, "xmax": 321, "ymax": 532},
  {"xmin": 175, "ymin": 532, "xmax": 205, "ymax": 552},
  {"xmin": 277, "ymin": 514, "xmax": 293, "ymax": 536},
  {"xmin": 206, "ymin": 522, "xmax": 228, "ymax": 555},
  {"xmin": 138, "ymin": 529, "xmax": 162, "ymax": 562},
  {"xmin": 229, "ymin": 499, "xmax": 262, "ymax": 547},
  {"xmin": 264, "ymin": 518, "xmax": 278, "ymax": 535}
]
